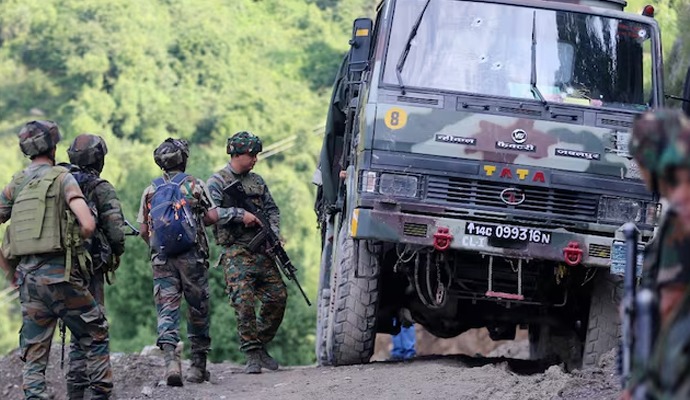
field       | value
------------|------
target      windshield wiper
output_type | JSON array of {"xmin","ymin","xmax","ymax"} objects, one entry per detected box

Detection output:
[
  {"xmin": 395, "ymin": 0, "xmax": 433, "ymax": 95},
  {"xmin": 530, "ymin": 11, "xmax": 547, "ymax": 106}
]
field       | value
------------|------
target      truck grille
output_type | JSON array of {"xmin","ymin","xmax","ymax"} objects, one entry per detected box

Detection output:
[{"xmin": 426, "ymin": 177, "xmax": 598, "ymax": 224}]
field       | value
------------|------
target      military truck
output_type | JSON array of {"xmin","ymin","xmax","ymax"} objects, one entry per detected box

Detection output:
[{"xmin": 314, "ymin": 0, "xmax": 690, "ymax": 369}]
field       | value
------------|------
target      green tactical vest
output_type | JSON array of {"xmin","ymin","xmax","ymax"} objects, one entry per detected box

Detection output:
[
  {"xmin": 9, "ymin": 167, "xmax": 67, "ymax": 256},
  {"xmin": 5, "ymin": 165, "xmax": 90, "ymax": 280}
]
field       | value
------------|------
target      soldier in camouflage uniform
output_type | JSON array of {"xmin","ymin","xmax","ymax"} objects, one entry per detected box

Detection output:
[
  {"xmin": 625, "ymin": 110, "xmax": 690, "ymax": 398},
  {"xmin": 207, "ymin": 131, "xmax": 287, "ymax": 374},
  {"xmin": 628, "ymin": 111, "xmax": 690, "ymax": 292},
  {"xmin": 137, "ymin": 138, "xmax": 220, "ymax": 386},
  {"xmin": 0, "ymin": 121, "xmax": 112, "ymax": 399},
  {"xmin": 64, "ymin": 134, "xmax": 125, "ymax": 399}
]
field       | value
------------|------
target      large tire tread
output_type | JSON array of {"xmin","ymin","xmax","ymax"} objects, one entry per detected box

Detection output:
[
  {"xmin": 326, "ymin": 230, "xmax": 379, "ymax": 366},
  {"xmin": 582, "ymin": 273, "xmax": 622, "ymax": 368}
]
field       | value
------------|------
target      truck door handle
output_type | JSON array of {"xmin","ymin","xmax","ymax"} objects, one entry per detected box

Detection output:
[
  {"xmin": 460, "ymin": 102, "xmax": 490, "ymax": 111},
  {"xmin": 550, "ymin": 112, "xmax": 579, "ymax": 122}
]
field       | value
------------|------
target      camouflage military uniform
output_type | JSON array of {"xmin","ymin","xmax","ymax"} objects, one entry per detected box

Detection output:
[
  {"xmin": 207, "ymin": 164, "xmax": 288, "ymax": 353},
  {"xmin": 66, "ymin": 166, "xmax": 125, "ymax": 398},
  {"xmin": 630, "ymin": 110, "xmax": 690, "ymax": 291},
  {"xmin": 1, "ymin": 163, "xmax": 112, "ymax": 400},
  {"xmin": 137, "ymin": 170, "xmax": 215, "ymax": 357}
]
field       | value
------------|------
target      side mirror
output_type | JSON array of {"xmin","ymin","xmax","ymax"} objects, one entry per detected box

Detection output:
[
  {"xmin": 683, "ymin": 66, "xmax": 690, "ymax": 117},
  {"xmin": 347, "ymin": 18, "xmax": 373, "ymax": 74}
]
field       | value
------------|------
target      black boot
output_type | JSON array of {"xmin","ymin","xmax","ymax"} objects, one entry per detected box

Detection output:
[
  {"xmin": 186, "ymin": 352, "xmax": 211, "ymax": 383},
  {"xmin": 258, "ymin": 346, "xmax": 279, "ymax": 371},
  {"xmin": 244, "ymin": 349, "xmax": 262, "ymax": 374},
  {"xmin": 163, "ymin": 344, "xmax": 183, "ymax": 387}
]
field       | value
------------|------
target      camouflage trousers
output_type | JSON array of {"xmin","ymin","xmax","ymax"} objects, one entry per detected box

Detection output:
[
  {"xmin": 66, "ymin": 271, "xmax": 106, "ymax": 396},
  {"xmin": 152, "ymin": 254, "xmax": 211, "ymax": 354},
  {"xmin": 18, "ymin": 273, "xmax": 112, "ymax": 400},
  {"xmin": 221, "ymin": 245, "xmax": 287, "ymax": 352}
]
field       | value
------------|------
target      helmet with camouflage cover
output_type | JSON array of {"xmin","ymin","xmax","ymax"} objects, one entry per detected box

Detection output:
[
  {"xmin": 227, "ymin": 131, "xmax": 262, "ymax": 155},
  {"xmin": 18, "ymin": 120, "xmax": 62, "ymax": 158},
  {"xmin": 153, "ymin": 138, "xmax": 190, "ymax": 171},
  {"xmin": 657, "ymin": 112, "xmax": 690, "ymax": 178},
  {"xmin": 67, "ymin": 134, "xmax": 109, "ymax": 172},
  {"xmin": 630, "ymin": 111, "xmax": 666, "ymax": 173}
]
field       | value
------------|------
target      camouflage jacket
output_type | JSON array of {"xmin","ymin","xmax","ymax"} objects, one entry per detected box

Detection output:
[
  {"xmin": 0, "ymin": 163, "xmax": 86, "ymax": 285},
  {"xmin": 206, "ymin": 165, "xmax": 280, "ymax": 248},
  {"xmin": 641, "ymin": 209, "xmax": 690, "ymax": 290},
  {"xmin": 642, "ymin": 287, "xmax": 690, "ymax": 398},
  {"xmin": 137, "ymin": 170, "xmax": 215, "ymax": 262},
  {"xmin": 631, "ymin": 207, "xmax": 690, "ymax": 393}
]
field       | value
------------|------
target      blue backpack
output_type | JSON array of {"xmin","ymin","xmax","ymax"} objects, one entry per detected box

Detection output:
[{"xmin": 148, "ymin": 173, "xmax": 197, "ymax": 257}]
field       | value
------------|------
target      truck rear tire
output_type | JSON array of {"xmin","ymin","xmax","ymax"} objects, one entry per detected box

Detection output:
[
  {"xmin": 529, "ymin": 324, "xmax": 582, "ymax": 371},
  {"xmin": 322, "ymin": 228, "xmax": 380, "ymax": 366},
  {"xmin": 582, "ymin": 272, "xmax": 622, "ymax": 368},
  {"xmin": 316, "ymin": 222, "xmax": 335, "ymax": 366},
  {"xmin": 316, "ymin": 287, "xmax": 330, "ymax": 365}
]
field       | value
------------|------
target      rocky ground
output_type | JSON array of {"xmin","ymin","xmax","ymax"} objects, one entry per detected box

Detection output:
[{"xmin": 0, "ymin": 328, "xmax": 621, "ymax": 400}]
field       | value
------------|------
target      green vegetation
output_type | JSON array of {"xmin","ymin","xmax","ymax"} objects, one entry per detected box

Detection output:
[
  {"xmin": 0, "ymin": 0, "xmax": 373, "ymax": 366},
  {"xmin": 0, "ymin": 0, "xmax": 688, "ymax": 365}
]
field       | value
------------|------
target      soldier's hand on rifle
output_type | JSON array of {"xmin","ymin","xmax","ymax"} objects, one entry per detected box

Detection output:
[{"xmin": 242, "ymin": 211, "xmax": 262, "ymax": 228}]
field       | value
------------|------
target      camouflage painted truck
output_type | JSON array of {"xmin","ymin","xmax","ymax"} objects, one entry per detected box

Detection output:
[{"xmin": 314, "ymin": 0, "xmax": 682, "ymax": 369}]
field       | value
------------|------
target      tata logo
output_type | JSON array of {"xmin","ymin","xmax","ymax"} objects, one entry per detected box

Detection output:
[
  {"xmin": 500, "ymin": 188, "xmax": 526, "ymax": 206},
  {"xmin": 483, "ymin": 165, "xmax": 546, "ymax": 183},
  {"xmin": 511, "ymin": 129, "xmax": 527, "ymax": 144}
]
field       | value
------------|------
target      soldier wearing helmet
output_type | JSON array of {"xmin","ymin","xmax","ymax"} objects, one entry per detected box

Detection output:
[
  {"xmin": 624, "ymin": 110, "xmax": 690, "ymax": 399},
  {"xmin": 64, "ymin": 134, "xmax": 126, "ymax": 399},
  {"xmin": 0, "ymin": 121, "xmax": 114, "ymax": 399},
  {"xmin": 207, "ymin": 131, "xmax": 287, "ymax": 374},
  {"xmin": 137, "ymin": 138, "xmax": 220, "ymax": 386}
]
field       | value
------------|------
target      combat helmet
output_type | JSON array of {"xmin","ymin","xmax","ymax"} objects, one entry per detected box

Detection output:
[
  {"xmin": 227, "ymin": 131, "xmax": 262, "ymax": 155},
  {"xmin": 18, "ymin": 120, "xmax": 62, "ymax": 158},
  {"xmin": 67, "ymin": 134, "xmax": 109, "ymax": 172},
  {"xmin": 154, "ymin": 138, "xmax": 190, "ymax": 170},
  {"xmin": 657, "ymin": 111, "xmax": 690, "ymax": 179}
]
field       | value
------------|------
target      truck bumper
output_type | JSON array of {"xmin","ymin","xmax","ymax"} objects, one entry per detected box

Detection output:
[{"xmin": 350, "ymin": 208, "xmax": 642, "ymax": 269}]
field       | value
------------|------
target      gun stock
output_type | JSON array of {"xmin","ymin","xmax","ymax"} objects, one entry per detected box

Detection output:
[
  {"xmin": 620, "ymin": 223, "xmax": 637, "ymax": 388},
  {"xmin": 223, "ymin": 181, "xmax": 312, "ymax": 306}
]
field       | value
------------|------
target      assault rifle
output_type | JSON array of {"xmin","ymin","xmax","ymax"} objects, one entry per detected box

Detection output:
[
  {"xmin": 223, "ymin": 181, "xmax": 312, "ymax": 306},
  {"xmin": 620, "ymin": 223, "xmax": 658, "ymax": 398}
]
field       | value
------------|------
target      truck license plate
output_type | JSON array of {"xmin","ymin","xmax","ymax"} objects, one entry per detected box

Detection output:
[
  {"xmin": 464, "ymin": 222, "xmax": 552, "ymax": 244},
  {"xmin": 610, "ymin": 241, "xmax": 643, "ymax": 277}
]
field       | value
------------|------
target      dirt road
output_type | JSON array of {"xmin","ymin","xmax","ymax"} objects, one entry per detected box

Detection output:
[{"xmin": 0, "ymin": 344, "xmax": 620, "ymax": 400}]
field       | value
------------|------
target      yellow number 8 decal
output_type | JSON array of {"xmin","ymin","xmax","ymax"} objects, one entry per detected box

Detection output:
[{"xmin": 384, "ymin": 107, "xmax": 408, "ymax": 130}]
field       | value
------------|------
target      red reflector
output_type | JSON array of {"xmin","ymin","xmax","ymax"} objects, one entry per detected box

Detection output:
[{"xmin": 642, "ymin": 5, "xmax": 655, "ymax": 17}]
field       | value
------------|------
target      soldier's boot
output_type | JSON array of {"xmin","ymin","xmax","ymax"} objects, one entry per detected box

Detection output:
[
  {"xmin": 163, "ymin": 344, "xmax": 183, "ymax": 387},
  {"xmin": 258, "ymin": 346, "xmax": 279, "ymax": 371},
  {"xmin": 244, "ymin": 349, "xmax": 262, "ymax": 374},
  {"xmin": 186, "ymin": 352, "xmax": 211, "ymax": 383},
  {"xmin": 66, "ymin": 383, "xmax": 87, "ymax": 400}
]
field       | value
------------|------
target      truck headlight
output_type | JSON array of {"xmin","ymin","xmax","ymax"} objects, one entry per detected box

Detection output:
[
  {"xmin": 598, "ymin": 196, "xmax": 660, "ymax": 226},
  {"xmin": 378, "ymin": 173, "xmax": 419, "ymax": 198},
  {"xmin": 358, "ymin": 171, "xmax": 420, "ymax": 198}
]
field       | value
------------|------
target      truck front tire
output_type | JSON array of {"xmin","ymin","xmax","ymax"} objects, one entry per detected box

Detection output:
[
  {"xmin": 321, "ymin": 229, "xmax": 380, "ymax": 366},
  {"xmin": 582, "ymin": 272, "xmax": 622, "ymax": 368}
]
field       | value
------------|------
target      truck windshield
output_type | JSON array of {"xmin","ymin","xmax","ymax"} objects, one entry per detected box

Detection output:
[{"xmin": 383, "ymin": 0, "xmax": 656, "ymax": 111}]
